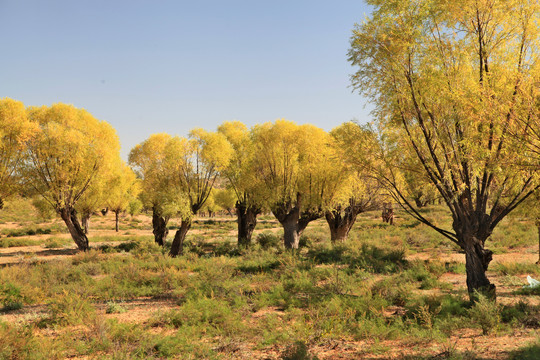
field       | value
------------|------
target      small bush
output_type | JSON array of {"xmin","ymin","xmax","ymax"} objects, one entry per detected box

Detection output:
[
  {"xmin": 281, "ymin": 341, "xmax": 319, "ymax": 360},
  {"xmin": 106, "ymin": 301, "xmax": 127, "ymax": 314},
  {"xmin": 44, "ymin": 290, "xmax": 96, "ymax": 326},
  {"xmin": 468, "ymin": 292, "xmax": 500, "ymax": 335},
  {"xmin": 0, "ymin": 283, "xmax": 23, "ymax": 311},
  {"xmin": 257, "ymin": 231, "xmax": 280, "ymax": 249},
  {"xmin": 44, "ymin": 237, "xmax": 69, "ymax": 249}
]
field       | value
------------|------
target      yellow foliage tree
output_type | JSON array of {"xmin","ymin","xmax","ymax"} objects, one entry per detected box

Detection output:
[
  {"xmin": 349, "ymin": 0, "xmax": 540, "ymax": 298},
  {"xmin": 129, "ymin": 133, "xmax": 181, "ymax": 246},
  {"xmin": 218, "ymin": 121, "xmax": 264, "ymax": 246},
  {"xmin": 0, "ymin": 98, "xmax": 36, "ymax": 209},
  {"xmin": 325, "ymin": 122, "xmax": 383, "ymax": 242},
  {"xmin": 106, "ymin": 161, "xmax": 141, "ymax": 232},
  {"xmin": 24, "ymin": 103, "xmax": 120, "ymax": 250},
  {"xmin": 166, "ymin": 129, "xmax": 233, "ymax": 256},
  {"xmin": 251, "ymin": 120, "xmax": 338, "ymax": 249}
]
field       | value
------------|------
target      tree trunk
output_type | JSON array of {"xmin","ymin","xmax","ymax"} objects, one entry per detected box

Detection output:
[
  {"xmin": 152, "ymin": 208, "xmax": 169, "ymax": 246},
  {"xmin": 325, "ymin": 206, "xmax": 359, "ymax": 243},
  {"xmin": 115, "ymin": 211, "xmax": 119, "ymax": 232},
  {"xmin": 282, "ymin": 217, "xmax": 300, "ymax": 249},
  {"xmin": 461, "ymin": 235, "xmax": 495, "ymax": 300},
  {"xmin": 60, "ymin": 207, "xmax": 89, "ymax": 251},
  {"xmin": 81, "ymin": 213, "xmax": 91, "ymax": 234},
  {"xmin": 273, "ymin": 194, "xmax": 323, "ymax": 249},
  {"xmin": 169, "ymin": 219, "xmax": 191, "ymax": 257},
  {"xmin": 273, "ymin": 202, "xmax": 301, "ymax": 249},
  {"xmin": 0, "ymin": 197, "xmax": 4, "ymax": 210},
  {"xmin": 236, "ymin": 202, "xmax": 260, "ymax": 247}
]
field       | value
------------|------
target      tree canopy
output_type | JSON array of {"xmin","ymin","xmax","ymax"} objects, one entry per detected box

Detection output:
[
  {"xmin": 24, "ymin": 103, "xmax": 121, "ymax": 250},
  {"xmin": 349, "ymin": 0, "xmax": 540, "ymax": 298},
  {"xmin": 0, "ymin": 98, "xmax": 36, "ymax": 209}
]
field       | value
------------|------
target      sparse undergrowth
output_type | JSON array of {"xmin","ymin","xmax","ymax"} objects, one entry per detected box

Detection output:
[{"xmin": 0, "ymin": 199, "xmax": 539, "ymax": 359}]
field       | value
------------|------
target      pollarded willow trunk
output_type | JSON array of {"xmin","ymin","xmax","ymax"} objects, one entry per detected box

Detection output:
[
  {"xmin": 169, "ymin": 219, "xmax": 191, "ymax": 257},
  {"xmin": 60, "ymin": 207, "xmax": 89, "ymax": 251},
  {"xmin": 454, "ymin": 214, "xmax": 495, "ymax": 300},
  {"xmin": 152, "ymin": 207, "xmax": 169, "ymax": 246},
  {"xmin": 236, "ymin": 202, "xmax": 261, "ymax": 247},
  {"xmin": 462, "ymin": 236, "xmax": 494, "ymax": 299},
  {"xmin": 325, "ymin": 207, "xmax": 359, "ymax": 243},
  {"xmin": 273, "ymin": 201, "xmax": 322, "ymax": 249},
  {"xmin": 273, "ymin": 203, "xmax": 301, "ymax": 249}
]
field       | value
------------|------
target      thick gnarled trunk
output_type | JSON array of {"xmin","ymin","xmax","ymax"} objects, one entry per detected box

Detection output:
[
  {"xmin": 169, "ymin": 219, "xmax": 191, "ymax": 257},
  {"xmin": 60, "ymin": 207, "xmax": 89, "ymax": 251},
  {"xmin": 152, "ymin": 208, "xmax": 169, "ymax": 246},
  {"xmin": 325, "ymin": 206, "xmax": 359, "ymax": 243},
  {"xmin": 273, "ymin": 194, "xmax": 322, "ymax": 249},
  {"xmin": 273, "ymin": 202, "xmax": 301, "ymax": 249},
  {"xmin": 463, "ymin": 237, "xmax": 495, "ymax": 299},
  {"xmin": 236, "ymin": 202, "xmax": 260, "ymax": 247},
  {"xmin": 454, "ymin": 212, "xmax": 495, "ymax": 300}
]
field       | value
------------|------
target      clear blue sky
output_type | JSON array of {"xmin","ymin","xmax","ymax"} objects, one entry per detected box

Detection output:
[{"xmin": 0, "ymin": 0, "xmax": 373, "ymax": 159}]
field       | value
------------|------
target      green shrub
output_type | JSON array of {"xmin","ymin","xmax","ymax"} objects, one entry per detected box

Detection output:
[
  {"xmin": 0, "ymin": 283, "xmax": 23, "ymax": 311},
  {"xmin": 468, "ymin": 292, "xmax": 500, "ymax": 335},
  {"xmin": 509, "ymin": 343, "xmax": 540, "ymax": 360},
  {"xmin": 281, "ymin": 341, "xmax": 319, "ymax": 360},
  {"xmin": 44, "ymin": 290, "xmax": 96, "ymax": 326},
  {"xmin": 257, "ymin": 231, "xmax": 281, "ymax": 249},
  {"xmin": 106, "ymin": 301, "xmax": 127, "ymax": 314},
  {"xmin": 44, "ymin": 237, "xmax": 70, "ymax": 249},
  {"xmin": 501, "ymin": 301, "xmax": 540, "ymax": 328}
]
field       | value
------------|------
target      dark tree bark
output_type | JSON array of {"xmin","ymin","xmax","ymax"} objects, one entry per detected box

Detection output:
[
  {"xmin": 236, "ymin": 201, "xmax": 261, "ymax": 247},
  {"xmin": 453, "ymin": 212, "xmax": 495, "ymax": 299},
  {"xmin": 60, "ymin": 207, "xmax": 89, "ymax": 251},
  {"xmin": 169, "ymin": 219, "xmax": 191, "ymax": 257},
  {"xmin": 413, "ymin": 197, "xmax": 428, "ymax": 208},
  {"xmin": 114, "ymin": 210, "xmax": 120, "ymax": 232},
  {"xmin": 152, "ymin": 207, "xmax": 169, "ymax": 246},
  {"xmin": 272, "ymin": 193, "xmax": 322, "ymax": 249},
  {"xmin": 0, "ymin": 197, "xmax": 4, "ymax": 210},
  {"xmin": 325, "ymin": 205, "xmax": 361, "ymax": 243}
]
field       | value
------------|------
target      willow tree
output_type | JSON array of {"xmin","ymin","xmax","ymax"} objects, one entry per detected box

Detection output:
[
  {"xmin": 129, "ymin": 133, "xmax": 180, "ymax": 246},
  {"xmin": 24, "ymin": 103, "xmax": 120, "ymax": 250},
  {"xmin": 218, "ymin": 121, "xmax": 264, "ymax": 247},
  {"xmin": 325, "ymin": 122, "xmax": 382, "ymax": 243},
  {"xmin": 167, "ymin": 129, "xmax": 232, "ymax": 256},
  {"xmin": 349, "ymin": 0, "xmax": 540, "ymax": 298},
  {"xmin": 0, "ymin": 98, "xmax": 36, "ymax": 209},
  {"xmin": 106, "ymin": 162, "xmax": 141, "ymax": 232},
  {"xmin": 251, "ymin": 120, "xmax": 336, "ymax": 249}
]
